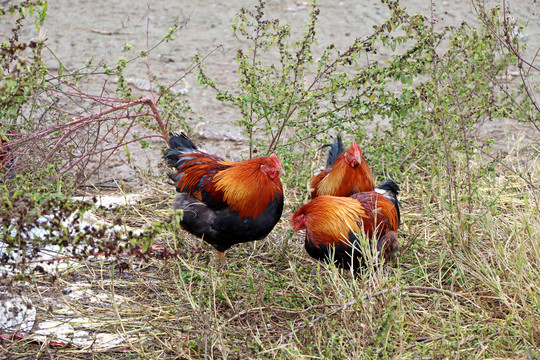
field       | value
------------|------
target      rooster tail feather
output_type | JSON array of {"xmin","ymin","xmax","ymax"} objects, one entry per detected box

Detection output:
[
  {"xmin": 376, "ymin": 179, "xmax": 401, "ymax": 225},
  {"xmin": 169, "ymin": 132, "xmax": 198, "ymax": 151},
  {"xmin": 321, "ymin": 135, "xmax": 344, "ymax": 168},
  {"xmin": 377, "ymin": 179, "xmax": 400, "ymax": 197},
  {"xmin": 164, "ymin": 132, "xmax": 199, "ymax": 169}
]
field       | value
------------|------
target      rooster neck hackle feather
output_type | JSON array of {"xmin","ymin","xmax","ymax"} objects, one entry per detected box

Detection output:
[
  {"xmin": 301, "ymin": 196, "xmax": 367, "ymax": 247},
  {"xmin": 213, "ymin": 157, "xmax": 283, "ymax": 219},
  {"xmin": 315, "ymin": 154, "xmax": 375, "ymax": 197}
]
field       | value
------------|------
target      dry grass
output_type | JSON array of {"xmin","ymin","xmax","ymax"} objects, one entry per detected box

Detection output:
[{"xmin": 1, "ymin": 151, "xmax": 539, "ymax": 359}]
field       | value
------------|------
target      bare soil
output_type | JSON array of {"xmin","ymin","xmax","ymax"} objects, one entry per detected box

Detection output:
[{"xmin": 12, "ymin": 0, "xmax": 540, "ymax": 182}]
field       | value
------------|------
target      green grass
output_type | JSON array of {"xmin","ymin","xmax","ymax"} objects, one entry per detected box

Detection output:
[{"xmin": 2, "ymin": 150, "xmax": 538, "ymax": 359}]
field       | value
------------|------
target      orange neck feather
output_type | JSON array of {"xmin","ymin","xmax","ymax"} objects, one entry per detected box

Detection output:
[
  {"xmin": 213, "ymin": 158, "xmax": 283, "ymax": 219},
  {"xmin": 303, "ymin": 196, "xmax": 367, "ymax": 247},
  {"xmin": 317, "ymin": 155, "xmax": 375, "ymax": 196}
]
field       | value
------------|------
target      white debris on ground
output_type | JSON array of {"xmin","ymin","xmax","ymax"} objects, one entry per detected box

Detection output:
[
  {"xmin": 0, "ymin": 292, "xmax": 36, "ymax": 333},
  {"xmin": 33, "ymin": 323, "xmax": 137, "ymax": 351},
  {"xmin": 60, "ymin": 284, "xmax": 127, "ymax": 306},
  {"xmin": 0, "ymin": 285, "xmax": 140, "ymax": 351},
  {"xmin": 71, "ymin": 192, "xmax": 145, "ymax": 209},
  {"xmin": 31, "ymin": 285, "xmax": 136, "ymax": 351},
  {"xmin": 1, "ymin": 192, "xmax": 147, "ymax": 276},
  {"xmin": 1, "ymin": 193, "xmax": 150, "ymax": 350}
]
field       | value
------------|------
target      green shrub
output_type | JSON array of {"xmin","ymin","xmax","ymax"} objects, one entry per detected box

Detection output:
[{"xmin": 197, "ymin": 0, "xmax": 527, "ymax": 199}]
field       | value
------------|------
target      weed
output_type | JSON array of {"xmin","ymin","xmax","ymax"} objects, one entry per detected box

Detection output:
[{"xmin": 0, "ymin": 0, "xmax": 538, "ymax": 359}]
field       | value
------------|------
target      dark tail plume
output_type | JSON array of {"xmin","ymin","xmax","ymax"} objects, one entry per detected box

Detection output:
[
  {"xmin": 168, "ymin": 132, "xmax": 198, "ymax": 151},
  {"xmin": 164, "ymin": 132, "xmax": 198, "ymax": 168},
  {"xmin": 377, "ymin": 179, "xmax": 400, "ymax": 197},
  {"xmin": 377, "ymin": 179, "xmax": 401, "ymax": 225},
  {"xmin": 321, "ymin": 135, "xmax": 344, "ymax": 168}
]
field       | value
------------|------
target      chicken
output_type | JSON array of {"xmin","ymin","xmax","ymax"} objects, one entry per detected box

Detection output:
[
  {"xmin": 164, "ymin": 132, "xmax": 284, "ymax": 264},
  {"xmin": 310, "ymin": 135, "xmax": 376, "ymax": 199},
  {"xmin": 290, "ymin": 180, "xmax": 400, "ymax": 270}
]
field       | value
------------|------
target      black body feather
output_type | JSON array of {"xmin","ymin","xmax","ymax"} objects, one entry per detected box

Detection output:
[
  {"xmin": 304, "ymin": 233, "xmax": 364, "ymax": 269},
  {"xmin": 173, "ymin": 193, "xmax": 283, "ymax": 252},
  {"xmin": 304, "ymin": 231, "xmax": 394, "ymax": 270}
]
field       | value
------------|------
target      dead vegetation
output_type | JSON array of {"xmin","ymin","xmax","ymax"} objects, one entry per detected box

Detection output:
[{"xmin": 1, "ymin": 150, "xmax": 538, "ymax": 359}]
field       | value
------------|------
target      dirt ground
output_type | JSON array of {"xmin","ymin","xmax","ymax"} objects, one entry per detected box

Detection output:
[
  {"xmin": 11, "ymin": 0, "xmax": 540, "ymax": 183},
  {"xmin": 1, "ymin": 2, "xmax": 539, "ymax": 356}
]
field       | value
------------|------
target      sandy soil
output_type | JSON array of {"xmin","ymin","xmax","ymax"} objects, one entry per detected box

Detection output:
[{"xmin": 5, "ymin": 0, "xmax": 540, "ymax": 183}]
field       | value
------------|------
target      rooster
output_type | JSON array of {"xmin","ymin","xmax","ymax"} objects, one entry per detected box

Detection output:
[
  {"xmin": 164, "ymin": 132, "xmax": 284, "ymax": 264},
  {"xmin": 290, "ymin": 180, "xmax": 400, "ymax": 270},
  {"xmin": 310, "ymin": 135, "xmax": 376, "ymax": 199}
]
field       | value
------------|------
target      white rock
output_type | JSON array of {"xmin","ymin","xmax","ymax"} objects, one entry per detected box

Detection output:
[{"xmin": 0, "ymin": 293, "xmax": 36, "ymax": 333}]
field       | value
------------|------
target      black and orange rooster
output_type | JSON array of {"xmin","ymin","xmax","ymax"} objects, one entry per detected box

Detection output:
[
  {"xmin": 164, "ymin": 132, "xmax": 284, "ymax": 264},
  {"xmin": 310, "ymin": 135, "xmax": 376, "ymax": 199},
  {"xmin": 290, "ymin": 180, "xmax": 400, "ymax": 270}
]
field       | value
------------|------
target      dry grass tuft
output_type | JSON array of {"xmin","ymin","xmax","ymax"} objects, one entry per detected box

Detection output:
[{"xmin": 1, "ymin": 153, "xmax": 539, "ymax": 359}]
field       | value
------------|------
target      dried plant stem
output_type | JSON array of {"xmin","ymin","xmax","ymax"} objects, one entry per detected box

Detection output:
[
  {"xmin": 285, "ymin": 285, "xmax": 475, "ymax": 338},
  {"xmin": 13, "ymin": 97, "xmax": 169, "ymax": 149}
]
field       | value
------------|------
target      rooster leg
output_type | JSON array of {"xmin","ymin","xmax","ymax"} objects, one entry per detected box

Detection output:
[{"xmin": 217, "ymin": 251, "xmax": 227, "ymax": 267}]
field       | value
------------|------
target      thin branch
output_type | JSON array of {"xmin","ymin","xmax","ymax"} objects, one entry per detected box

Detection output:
[
  {"xmin": 403, "ymin": 286, "xmax": 476, "ymax": 307},
  {"xmin": 11, "ymin": 97, "xmax": 169, "ymax": 146}
]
